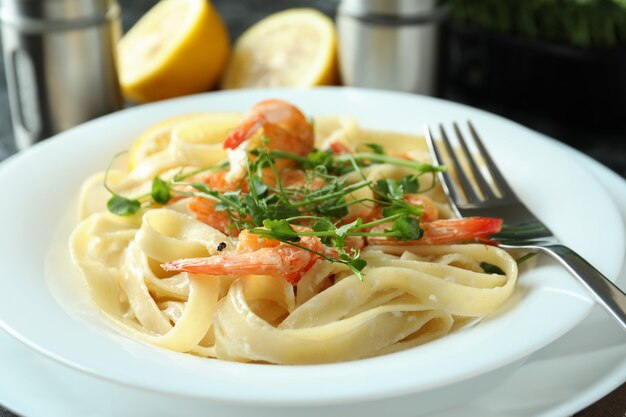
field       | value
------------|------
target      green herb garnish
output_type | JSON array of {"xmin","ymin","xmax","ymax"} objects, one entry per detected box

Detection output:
[
  {"xmin": 107, "ymin": 195, "xmax": 141, "ymax": 216},
  {"xmin": 105, "ymin": 144, "xmax": 444, "ymax": 278},
  {"xmin": 480, "ymin": 262, "xmax": 506, "ymax": 275},
  {"xmin": 103, "ymin": 152, "xmax": 142, "ymax": 216},
  {"xmin": 151, "ymin": 177, "xmax": 171, "ymax": 205}
]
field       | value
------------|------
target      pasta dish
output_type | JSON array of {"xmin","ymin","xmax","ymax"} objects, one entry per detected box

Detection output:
[{"xmin": 70, "ymin": 99, "xmax": 517, "ymax": 364}]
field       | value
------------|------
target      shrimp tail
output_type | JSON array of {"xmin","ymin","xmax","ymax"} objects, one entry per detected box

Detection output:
[
  {"xmin": 421, "ymin": 217, "xmax": 503, "ymax": 245},
  {"xmin": 162, "ymin": 246, "xmax": 318, "ymax": 284},
  {"xmin": 222, "ymin": 99, "xmax": 313, "ymax": 157},
  {"xmin": 367, "ymin": 217, "xmax": 503, "ymax": 246},
  {"xmin": 162, "ymin": 257, "xmax": 224, "ymax": 273},
  {"xmin": 223, "ymin": 114, "xmax": 266, "ymax": 150},
  {"xmin": 162, "ymin": 252, "xmax": 280, "ymax": 275}
]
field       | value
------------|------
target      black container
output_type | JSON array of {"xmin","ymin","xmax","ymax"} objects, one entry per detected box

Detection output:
[{"xmin": 440, "ymin": 22, "xmax": 626, "ymax": 134}]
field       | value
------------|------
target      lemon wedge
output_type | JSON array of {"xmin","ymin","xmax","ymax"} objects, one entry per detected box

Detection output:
[
  {"xmin": 118, "ymin": 0, "xmax": 230, "ymax": 103},
  {"xmin": 221, "ymin": 8, "xmax": 337, "ymax": 89}
]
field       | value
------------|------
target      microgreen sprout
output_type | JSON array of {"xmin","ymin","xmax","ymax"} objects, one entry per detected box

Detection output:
[
  {"xmin": 103, "ymin": 152, "xmax": 142, "ymax": 216},
  {"xmin": 105, "ymin": 143, "xmax": 444, "ymax": 279}
]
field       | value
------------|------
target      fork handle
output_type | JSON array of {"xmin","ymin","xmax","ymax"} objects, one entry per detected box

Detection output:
[{"xmin": 539, "ymin": 244, "xmax": 626, "ymax": 330}]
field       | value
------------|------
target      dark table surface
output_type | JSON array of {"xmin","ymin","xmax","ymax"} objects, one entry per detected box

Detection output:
[{"xmin": 0, "ymin": 1, "xmax": 625, "ymax": 416}]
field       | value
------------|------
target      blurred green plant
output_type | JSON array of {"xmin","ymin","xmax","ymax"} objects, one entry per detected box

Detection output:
[{"xmin": 448, "ymin": 0, "xmax": 626, "ymax": 49}]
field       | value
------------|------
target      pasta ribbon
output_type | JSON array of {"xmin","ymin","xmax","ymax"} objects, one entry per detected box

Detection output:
[{"xmin": 69, "ymin": 113, "xmax": 519, "ymax": 364}]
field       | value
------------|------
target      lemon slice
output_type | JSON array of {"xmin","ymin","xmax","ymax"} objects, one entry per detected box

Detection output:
[
  {"xmin": 221, "ymin": 8, "xmax": 337, "ymax": 89},
  {"xmin": 118, "ymin": 0, "xmax": 230, "ymax": 103}
]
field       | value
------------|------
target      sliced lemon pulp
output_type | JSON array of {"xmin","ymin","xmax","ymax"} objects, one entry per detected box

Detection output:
[
  {"xmin": 118, "ymin": 0, "xmax": 230, "ymax": 103},
  {"xmin": 119, "ymin": 1, "xmax": 197, "ymax": 83},
  {"xmin": 221, "ymin": 8, "xmax": 337, "ymax": 89}
]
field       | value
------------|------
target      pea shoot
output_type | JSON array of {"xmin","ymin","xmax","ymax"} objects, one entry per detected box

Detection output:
[{"xmin": 104, "ymin": 144, "xmax": 445, "ymax": 278}]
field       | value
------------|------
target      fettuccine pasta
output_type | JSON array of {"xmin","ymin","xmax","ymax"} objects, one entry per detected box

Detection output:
[{"xmin": 70, "ymin": 99, "xmax": 517, "ymax": 364}]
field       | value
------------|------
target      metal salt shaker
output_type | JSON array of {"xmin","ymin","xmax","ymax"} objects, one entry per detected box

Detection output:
[
  {"xmin": 337, "ymin": 0, "xmax": 447, "ymax": 95},
  {"xmin": 0, "ymin": 0, "xmax": 122, "ymax": 149}
]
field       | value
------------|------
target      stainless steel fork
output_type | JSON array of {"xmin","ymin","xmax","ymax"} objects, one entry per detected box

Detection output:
[{"xmin": 424, "ymin": 122, "xmax": 626, "ymax": 330}]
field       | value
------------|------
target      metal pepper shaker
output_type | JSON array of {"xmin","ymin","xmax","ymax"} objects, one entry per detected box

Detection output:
[
  {"xmin": 337, "ymin": 0, "xmax": 447, "ymax": 95},
  {"xmin": 0, "ymin": 0, "xmax": 123, "ymax": 149}
]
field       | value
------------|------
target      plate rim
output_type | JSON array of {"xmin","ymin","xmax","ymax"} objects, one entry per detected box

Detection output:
[
  {"xmin": 0, "ymin": 147, "xmax": 625, "ymax": 417},
  {"xmin": 0, "ymin": 87, "xmax": 623, "ymax": 404}
]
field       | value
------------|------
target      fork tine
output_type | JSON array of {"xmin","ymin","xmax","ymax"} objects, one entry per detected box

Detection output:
[
  {"xmin": 467, "ymin": 121, "xmax": 516, "ymax": 199},
  {"xmin": 452, "ymin": 122, "xmax": 498, "ymax": 200},
  {"xmin": 438, "ymin": 124, "xmax": 481, "ymax": 204},
  {"xmin": 423, "ymin": 125, "xmax": 462, "ymax": 218}
]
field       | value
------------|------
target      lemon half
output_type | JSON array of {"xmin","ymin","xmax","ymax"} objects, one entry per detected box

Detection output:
[
  {"xmin": 119, "ymin": 0, "xmax": 230, "ymax": 103},
  {"xmin": 221, "ymin": 8, "xmax": 337, "ymax": 89}
]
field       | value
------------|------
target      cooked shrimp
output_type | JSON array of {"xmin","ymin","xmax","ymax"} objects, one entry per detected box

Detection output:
[
  {"xmin": 367, "ymin": 217, "xmax": 503, "ymax": 246},
  {"xmin": 189, "ymin": 167, "xmax": 318, "ymax": 193},
  {"xmin": 404, "ymin": 194, "xmax": 439, "ymax": 223},
  {"xmin": 224, "ymin": 99, "xmax": 315, "ymax": 156},
  {"xmin": 162, "ymin": 229, "xmax": 337, "ymax": 284},
  {"xmin": 222, "ymin": 99, "xmax": 315, "ymax": 184},
  {"xmin": 187, "ymin": 197, "xmax": 235, "ymax": 236},
  {"xmin": 359, "ymin": 194, "xmax": 439, "ymax": 225},
  {"xmin": 190, "ymin": 170, "xmax": 249, "ymax": 192},
  {"xmin": 419, "ymin": 217, "xmax": 503, "ymax": 244},
  {"xmin": 187, "ymin": 166, "xmax": 329, "ymax": 235},
  {"xmin": 328, "ymin": 140, "xmax": 352, "ymax": 155},
  {"xmin": 184, "ymin": 170, "xmax": 248, "ymax": 235},
  {"xmin": 271, "ymin": 167, "xmax": 326, "ymax": 190}
]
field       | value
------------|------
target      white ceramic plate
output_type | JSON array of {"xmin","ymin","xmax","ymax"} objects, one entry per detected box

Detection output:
[
  {"xmin": 0, "ymin": 88, "xmax": 623, "ymax": 410},
  {"xmin": 1, "ymin": 145, "xmax": 625, "ymax": 417}
]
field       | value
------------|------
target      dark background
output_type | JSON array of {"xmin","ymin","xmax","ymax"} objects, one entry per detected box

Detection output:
[
  {"xmin": 2, "ymin": 0, "xmax": 625, "ymax": 177},
  {"xmin": 0, "ymin": 1, "xmax": 624, "ymax": 416}
]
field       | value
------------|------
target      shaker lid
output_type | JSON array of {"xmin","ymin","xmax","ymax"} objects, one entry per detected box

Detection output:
[
  {"xmin": 338, "ymin": 0, "xmax": 438, "ymax": 18},
  {"xmin": 0, "ymin": 0, "xmax": 118, "ymax": 30}
]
